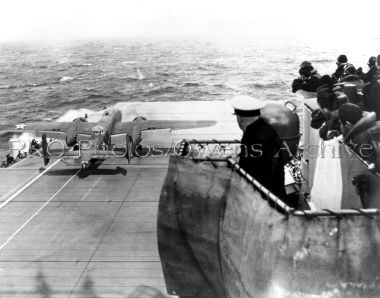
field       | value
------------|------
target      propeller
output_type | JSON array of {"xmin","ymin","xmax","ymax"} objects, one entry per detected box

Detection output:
[
  {"xmin": 41, "ymin": 133, "xmax": 50, "ymax": 166},
  {"xmin": 126, "ymin": 135, "xmax": 132, "ymax": 164}
]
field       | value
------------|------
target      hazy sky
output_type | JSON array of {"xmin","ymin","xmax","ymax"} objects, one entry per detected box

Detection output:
[{"xmin": 0, "ymin": 0, "xmax": 379, "ymax": 42}]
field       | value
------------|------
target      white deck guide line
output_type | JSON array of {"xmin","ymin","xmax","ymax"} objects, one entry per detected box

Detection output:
[
  {"xmin": 0, "ymin": 158, "xmax": 62, "ymax": 210},
  {"xmin": 0, "ymin": 169, "xmax": 80, "ymax": 251}
]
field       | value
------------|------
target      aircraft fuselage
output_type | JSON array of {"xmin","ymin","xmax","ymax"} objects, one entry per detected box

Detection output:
[
  {"xmin": 65, "ymin": 106, "xmax": 122, "ymax": 147},
  {"xmin": 91, "ymin": 106, "xmax": 122, "ymax": 147}
]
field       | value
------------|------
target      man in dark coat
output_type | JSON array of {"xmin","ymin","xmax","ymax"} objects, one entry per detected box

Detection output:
[
  {"xmin": 232, "ymin": 95, "xmax": 286, "ymax": 199},
  {"xmin": 316, "ymin": 87, "xmax": 347, "ymax": 140},
  {"xmin": 358, "ymin": 56, "xmax": 378, "ymax": 83},
  {"xmin": 332, "ymin": 54, "xmax": 348, "ymax": 83},
  {"xmin": 363, "ymin": 70, "xmax": 380, "ymax": 120},
  {"xmin": 332, "ymin": 54, "xmax": 357, "ymax": 83},
  {"xmin": 292, "ymin": 64, "xmax": 321, "ymax": 93}
]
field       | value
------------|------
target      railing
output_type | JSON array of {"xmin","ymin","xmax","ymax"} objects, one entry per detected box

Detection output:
[{"xmin": 179, "ymin": 139, "xmax": 380, "ymax": 219}]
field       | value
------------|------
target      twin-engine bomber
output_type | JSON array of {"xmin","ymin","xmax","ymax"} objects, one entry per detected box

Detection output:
[{"xmin": 13, "ymin": 105, "xmax": 215, "ymax": 169}]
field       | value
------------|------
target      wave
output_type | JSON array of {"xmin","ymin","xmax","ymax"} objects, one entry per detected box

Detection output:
[
  {"xmin": 85, "ymin": 94, "xmax": 111, "ymax": 99},
  {"xmin": 312, "ymin": 59, "xmax": 333, "ymax": 63},
  {"xmin": 204, "ymin": 72, "xmax": 219, "ymax": 76},
  {"xmin": 190, "ymin": 89, "xmax": 213, "ymax": 97},
  {"xmin": 206, "ymin": 62, "xmax": 228, "ymax": 69},
  {"xmin": 58, "ymin": 76, "xmax": 83, "ymax": 83},
  {"xmin": 21, "ymin": 62, "xmax": 49, "ymax": 69},
  {"xmin": 213, "ymin": 83, "xmax": 235, "ymax": 90},
  {"xmin": 110, "ymin": 90, "xmax": 125, "ymax": 96},
  {"xmin": 0, "ymin": 85, "xmax": 17, "ymax": 90},
  {"xmin": 123, "ymin": 76, "xmax": 139, "ymax": 81},
  {"xmin": 25, "ymin": 82, "xmax": 48, "ymax": 88},
  {"xmin": 32, "ymin": 65, "xmax": 49, "ymax": 69},
  {"xmin": 147, "ymin": 86, "xmax": 176, "ymax": 96},
  {"xmin": 0, "ymin": 131, "xmax": 14, "ymax": 139},
  {"xmin": 156, "ymin": 72, "xmax": 173, "ymax": 77},
  {"xmin": 121, "ymin": 60, "xmax": 137, "ymax": 65},
  {"xmin": 183, "ymin": 82, "xmax": 201, "ymax": 87},
  {"xmin": 59, "ymin": 76, "xmax": 75, "ymax": 82},
  {"xmin": 84, "ymin": 87, "xmax": 96, "ymax": 91},
  {"xmin": 72, "ymin": 63, "xmax": 93, "ymax": 67},
  {"xmin": 60, "ymin": 96, "xmax": 114, "ymax": 108},
  {"xmin": 0, "ymin": 82, "xmax": 49, "ymax": 89},
  {"xmin": 46, "ymin": 93, "xmax": 62, "ymax": 101},
  {"xmin": 247, "ymin": 82, "xmax": 286, "ymax": 89}
]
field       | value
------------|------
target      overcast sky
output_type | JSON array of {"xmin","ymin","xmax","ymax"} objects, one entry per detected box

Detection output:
[{"xmin": 0, "ymin": 0, "xmax": 379, "ymax": 42}]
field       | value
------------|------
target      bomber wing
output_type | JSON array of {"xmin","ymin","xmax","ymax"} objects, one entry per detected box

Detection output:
[
  {"xmin": 21, "ymin": 122, "xmax": 75, "ymax": 140},
  {"xmin": 24, "ymin": 122, "xmax": 73, "ymax": 132},
  {"xmin": 26, "ymin": 121, "xmax": 95, "ymax": 141}
]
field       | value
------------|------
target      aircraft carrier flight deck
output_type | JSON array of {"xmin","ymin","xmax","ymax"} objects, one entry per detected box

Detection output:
[{"xmin": 0, "ymin": 101, "xmax": 239, "ymax": 297}]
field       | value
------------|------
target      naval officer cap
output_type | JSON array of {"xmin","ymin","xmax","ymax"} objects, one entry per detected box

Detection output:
[{"xmin": 231, "ymin": 95, "xmax": 266, "ymax": 117}]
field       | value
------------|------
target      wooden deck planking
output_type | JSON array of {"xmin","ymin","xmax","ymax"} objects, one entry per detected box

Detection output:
[
  {"xmin": 0, "ymin": 161, "xmax": 168, "ymax": 296},
  {"xmin": 0, "ymin": 169, "xmax": 39, "ymax": 202}
]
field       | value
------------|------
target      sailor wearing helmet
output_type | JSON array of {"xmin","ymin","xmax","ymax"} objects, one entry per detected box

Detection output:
[{"xmin": 232, "ymin": 95, "xmax": 285, "ymax": 199}]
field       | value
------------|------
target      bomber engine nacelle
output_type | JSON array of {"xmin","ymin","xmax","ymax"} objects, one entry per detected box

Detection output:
[{"xmin": 66, "ymin": 117, "xmax": 88, "ymax": 147}]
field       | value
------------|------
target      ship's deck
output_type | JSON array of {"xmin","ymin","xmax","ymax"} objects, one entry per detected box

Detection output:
[{"xmin": 0, "ymin": 101, "xmax": 239, "ymax": 297}]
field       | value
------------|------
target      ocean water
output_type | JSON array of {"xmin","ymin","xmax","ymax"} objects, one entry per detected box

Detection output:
[{"xmin": 1, "ymin": 37, "xmax": 380, "ymax": 159}]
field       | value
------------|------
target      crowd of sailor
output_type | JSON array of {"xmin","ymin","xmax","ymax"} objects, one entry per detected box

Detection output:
[
  {"xmin": 292, "ymin": 55, "xmax": 380, "ymax": 169},
  {"xmin": 0, "ymin": 139, "xmax": 40, "ymax": 168}
]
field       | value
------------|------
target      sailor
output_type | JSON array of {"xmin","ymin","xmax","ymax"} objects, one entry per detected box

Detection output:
[
  {"xmin": 299, "ymin": 61, "xmax": 312, "ymax": 68},
  {"xmin": 332, "ymin": 54, "xmax": 347, "ymax": 83},
  {"xmin": 332, "ymin": 54, "xmax": 357, "ymax": 83},
  {"xmin": 338, "ymin": 103, "xmax": 364, "ymax": 136},
  {"xmin": 358, "ymin": 56, "xmax": 378, "ymax": 83},
  {"xmin": 232, "ymin": 95, "xmax": 286, "ymax": 199},
  {"xmin": 6, "ymin": 154, "xmax": 14, "ymax": 165},
  {"xmin": 317, "ymin": 88, "xmax": 347, "ymax": 140},
  {"xmin": 363, "ymin": 69, "xmax": 380, "ymax": 119},
  {"xmin": 338, "ymin": 103, "xmax": 376, "ymax": 160},
  {"xmin": 316, "ymin": 75, "xmax": 334, "ymax": 92},
  {"xmin": 311, "ymin": 75, "xmax": 341, "ymax": 130},
  {"xmin": 339, "ymin": 64, "xmax": 358, "ymax": 82},
  {"xmin": 292, "ymin": 64, "xmax": 321, "ymax": 93}
]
